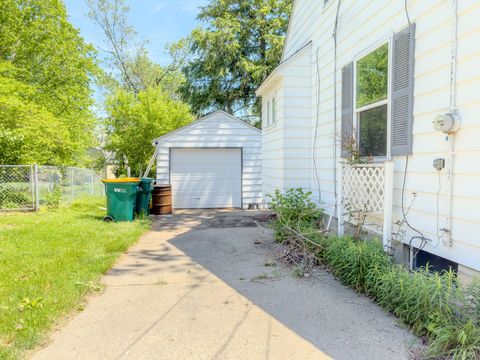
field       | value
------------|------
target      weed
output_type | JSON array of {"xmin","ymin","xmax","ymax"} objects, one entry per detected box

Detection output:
[
  {"xmin": 157, "ymin": 278, "xmax": 168, "ymax": 285},
  {"xmin": 291, "ymin": 265, "xmax": 305, "ymax": 278},
  {"xmin": 45, "ymin": 184, "xmax": 62, "ymax": 209},
  {"xmin": 269, "ymin": 188, "xmax": 480, "ymax": 359},
  {"xmin": 253, "ymin": 270, "xmax": 281, "ymax": 281},
  {"xmin": 268, "ymin": 188, "xmax": 324, "ymax": 241},
  {"xmin": 254, "ymin": 273, "xmax": 270, "ymax": 280},
  {"xmin": 264, "ymin": 259, "xmax": 276, "ymax": 267}
]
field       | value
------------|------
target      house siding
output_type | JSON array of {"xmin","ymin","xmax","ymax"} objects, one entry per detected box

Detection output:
[
  {"xmin": 262, "ymin": 0, "xmax": 480, "ymax": 272},
  {"xmin": 261, "ymin": 46, "xmax": 313, "ymax": 197},
  {"xmin": 154, "ymin": 111, "xmax": 262, "ymax": 209}
]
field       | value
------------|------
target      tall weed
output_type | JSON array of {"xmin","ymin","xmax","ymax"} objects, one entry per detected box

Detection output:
[{"xmin": 269, "ymin": 189, "xmax": 480, "ymax": 359}]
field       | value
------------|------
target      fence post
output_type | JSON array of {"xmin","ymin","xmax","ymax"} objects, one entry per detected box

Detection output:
[
  {"xmin": 70, "ymin": 168, "xmax": 74, "ymax": 202},
  {"xmin": 382, "ymin": 161, "xmax": 394, "ymax": 254},
  {"xmin": 34, "ymin": 164, "xmax": 39, "ymax": 210},
  {"xmin": 90, "ymin": 170, "xmax": 94, "ymax": 195},
  {"xmin": 337, "ymin": 162, "xmax": 345, "ymax": 236}
]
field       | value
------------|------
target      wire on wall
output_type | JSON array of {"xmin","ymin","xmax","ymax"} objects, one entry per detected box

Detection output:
[
  {"xmin": 312, "ymin": 47, "xmax": 322, "ymax": 202},
  {"xmin": 401, "ymin": 156, "xmax": 432, "ymax": 268},
  {"xmin": 435, "ymin": 170, "xmax": 442, "ymax": 249},
  {"xmin": 332, "ymin": 0, "xmax": 341, "ymax": 211},
  {"xmin": 404, "ymin": 0, "xmax": 411, "ymax": 26}
]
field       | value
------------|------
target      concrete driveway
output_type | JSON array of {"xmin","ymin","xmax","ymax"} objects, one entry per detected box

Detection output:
[{"xmin": 32, "ymin": 210, "xmax": 419, "ymax": 360}]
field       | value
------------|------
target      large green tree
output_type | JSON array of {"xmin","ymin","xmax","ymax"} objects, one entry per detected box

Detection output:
[
  {"xmin": 176, "ymin": 0, "xmax": 293, "ymax": 120},
  {"xmin": 0, "ymin": 62, "xmax": 74, "ymax": 164},
  {"xmin": 86, "ymin": 0, "xmax": 194, "ymax": 174},
  {"xmin": 0, "ymin": 0, "xmax": 99, "ymax": 165},
  {"xmin": 105, "ymin": 88, "xmax": 193, "ymax": 176}
]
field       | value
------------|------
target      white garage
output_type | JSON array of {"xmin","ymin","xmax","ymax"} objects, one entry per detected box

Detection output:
[{"xmin": 152, "ymin": 111, "xmax": 262, "ymax": 209}]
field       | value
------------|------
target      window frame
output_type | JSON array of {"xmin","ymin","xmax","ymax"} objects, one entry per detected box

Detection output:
[
  {"xmin": 352, "ymin": 38, "xmax": 393, "ymax": 161},
  {"xmin": 271, "ymin": 96, "xmax": 276, "ymax": 125},
  {"xmin": 264, "ymin": 93, "xmax": 277, "ymax": 129},
  {"xmin": 266, "ymin": 100, "xmax": 271, "ymax": 127}
]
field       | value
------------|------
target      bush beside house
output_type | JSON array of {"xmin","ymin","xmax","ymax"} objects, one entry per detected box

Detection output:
[{"xmin": 270, "ymin": 189, "xmax": 480, "ymax": 360}]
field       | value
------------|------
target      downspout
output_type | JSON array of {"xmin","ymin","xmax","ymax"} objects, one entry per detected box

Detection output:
[
  {"xmin": 444, "ymin": 0, "xmax": 459, "ymax": 247},
  {"xmin": 327, "ymin": 0, "xmax": 342, "ymax": 231}
]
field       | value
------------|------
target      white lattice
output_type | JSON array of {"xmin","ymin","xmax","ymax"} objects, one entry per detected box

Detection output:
[{"xmin": 342, "ymin": 163, "xmax": 385, "ymax": 214}]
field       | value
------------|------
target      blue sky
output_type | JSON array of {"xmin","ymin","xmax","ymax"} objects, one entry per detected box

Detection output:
[{"xmin": 64, "ymin": 0, "xmax": 209, "ymax": 66}]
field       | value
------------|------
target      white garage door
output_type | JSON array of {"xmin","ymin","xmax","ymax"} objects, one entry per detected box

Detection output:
[{"xmin": 170, "ymin": 148, "xmax": 242, "ymax": 209}]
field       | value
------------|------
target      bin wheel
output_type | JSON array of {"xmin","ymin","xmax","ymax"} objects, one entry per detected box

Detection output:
[{"xmin": 103, "ymin": 216, "xmax": 114, "ymax": 222}]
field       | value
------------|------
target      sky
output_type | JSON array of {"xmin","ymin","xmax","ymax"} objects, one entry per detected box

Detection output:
[{"xmin": 64, "ymin": 0, "xmax": 210, "ymax": 66}]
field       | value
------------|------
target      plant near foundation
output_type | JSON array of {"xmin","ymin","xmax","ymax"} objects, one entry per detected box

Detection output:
[
  {"xmin": 269, "ymin": 189, "xmax": 480, "ymax": 360},
  {"xmin": 268, "ymin": 188, "xmax": 324, "ymax": 241}
]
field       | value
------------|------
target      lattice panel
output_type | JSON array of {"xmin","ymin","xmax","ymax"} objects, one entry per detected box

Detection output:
[{"xmin": 342, "ymin": 163, "xmax": 385, "ymax": 214}]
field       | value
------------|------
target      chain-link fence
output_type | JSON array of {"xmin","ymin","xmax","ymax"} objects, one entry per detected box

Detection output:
[
  {"xmin": 0, "ymin": 165, "xmax": 36, "ymax": 211},
  {"xmin": 0, "ymin": 165, "xmax": 104, "ymax": 211}
]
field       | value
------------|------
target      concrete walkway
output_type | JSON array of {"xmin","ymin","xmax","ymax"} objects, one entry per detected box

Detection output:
[{"xmin": 32, "ymin": 210, "xmax": 419, "ymax": 360}]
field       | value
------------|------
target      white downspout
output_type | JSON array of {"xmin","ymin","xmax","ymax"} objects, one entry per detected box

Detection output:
[{"xmin": 444, "ymin": 0, "xmax": 458, "ymax": 247}]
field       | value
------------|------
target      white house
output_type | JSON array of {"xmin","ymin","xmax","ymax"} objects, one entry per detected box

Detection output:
[
  {"xmin": 257, "ymin": 0, "xmax": 480, "ymax": 282},
  {"xmin": 152, "ymin": 110, "xmax": 262, "ymax": 209}
]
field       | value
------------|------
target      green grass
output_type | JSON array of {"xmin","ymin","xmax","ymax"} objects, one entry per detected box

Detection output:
[{"xmin": 0, "ymin": 197, "xmax": 150, "ymax": 359}]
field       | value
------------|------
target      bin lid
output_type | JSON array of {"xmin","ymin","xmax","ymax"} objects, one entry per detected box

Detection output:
[{"xmin": 102, "ymin": 177, "xmax": 141, "ymax": 183}]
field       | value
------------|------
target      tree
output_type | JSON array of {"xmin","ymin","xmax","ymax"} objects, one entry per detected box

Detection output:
[
  {"xmin": 175, "ymin": 0, "xmax": 293, "ymax": 120},
  {"xmin": 0, "ymin": 62, "xmax": 74, "ymax": 164},
  {"xmin": 105, "ymin": 88, "xmax": 193, "ymax": 176},
  {"xmin": 0, "ymin": 0, "xmax": 99, "ymax": 165},
  {"xmin": 87, "ymin": 0, "xmax": 186, "ymax": 97},
  {"xmin": 86, "ymin": 0, "xmax": 194, "ymax": 174}
]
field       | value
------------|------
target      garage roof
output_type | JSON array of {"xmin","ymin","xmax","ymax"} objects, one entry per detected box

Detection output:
[{"xmin": 151, "ymin": 110, "xmax": 260, "ymax": 146}]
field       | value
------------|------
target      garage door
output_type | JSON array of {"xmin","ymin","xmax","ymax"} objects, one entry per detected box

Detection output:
[{"xmin": 170, "ymin": 148, "xmax": 242, "ymax": 208}]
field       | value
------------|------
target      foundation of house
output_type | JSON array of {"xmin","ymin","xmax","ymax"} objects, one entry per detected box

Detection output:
[{"xmin": 458, "ymin": 265, "xmax": 480, "ymax": 286}]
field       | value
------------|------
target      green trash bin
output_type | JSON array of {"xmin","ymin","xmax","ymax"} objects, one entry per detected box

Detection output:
[
  {"xmin": 136, "ymin": 178, "xmax": 154, "ymax": 216},
  {"xmin": 102, "ymin": 178, "xmax": 141, "ymax": 222}
]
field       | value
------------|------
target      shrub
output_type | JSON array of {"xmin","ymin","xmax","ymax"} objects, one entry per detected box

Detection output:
[
  {"xmin": 268, "ymin": 188, "xmax": 324, "ymax": 241},
  {"xmin": 269, "ymin": 188, "xmax": 480, "ymax": 359},
  {"xmin": 45, "ymin": 184, "xmax": 63, "ymax": 209}
]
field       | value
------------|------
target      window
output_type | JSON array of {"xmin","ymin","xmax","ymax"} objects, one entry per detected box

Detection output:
[
  {"xmin": 266, "ymin": 100, "xmax": 271, "ymax": 126},
  {"xmin": 355, "ymin": 43, "xmax": 388, "ymax": 157},
  {"xmin": 264, "ymin": 96, "xmax": 276, "ymax": 127},
  {"xmin": 271, "ymin": 97, "xmax": 276, "ymax": 124}
]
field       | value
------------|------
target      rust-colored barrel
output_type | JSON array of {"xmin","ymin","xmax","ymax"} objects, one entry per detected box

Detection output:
[{"xmin": 151, "ymin": 184, "xmax": 173, "ymax": 215}]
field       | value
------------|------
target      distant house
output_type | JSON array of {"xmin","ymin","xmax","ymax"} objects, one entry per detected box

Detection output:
[
  {"xmin": 152, "ymin": 110, "xmax": 262, "ymax": 209},
  {"xmin": 257, "ymin": 0, "xmax": 480, "ymax": 282}
]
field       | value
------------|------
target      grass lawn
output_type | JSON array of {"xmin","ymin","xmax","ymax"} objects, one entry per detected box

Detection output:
[{"xmin": 0, "ymin": 197, "xmax": 150, "ymax": 359}]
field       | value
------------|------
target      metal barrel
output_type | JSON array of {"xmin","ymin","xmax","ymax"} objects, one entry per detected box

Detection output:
[{"xmin": 151, "ymin": 184, "xmax": 172, "ymax": 215}]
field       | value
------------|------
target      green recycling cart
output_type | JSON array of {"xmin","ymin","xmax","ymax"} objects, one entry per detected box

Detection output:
[
  {"xmin": 102, "ymin": 178, "xmax": 141, "ymax": 222},
  {"xmin": 136, "ymin": 178, "xmax": 154, "ymax": 216}
]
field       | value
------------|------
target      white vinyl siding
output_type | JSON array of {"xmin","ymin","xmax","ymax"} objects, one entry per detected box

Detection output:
[
  {"xmin": 154, "ymin": 111, "xmax": 262, "ymax": 209},
  {"xmin": 263, "ymin": 0, "xmax": 480, "ymax": 271},
  {"xmin": 259, "ymin": 45, "xmax": 313, "ymax": 197}
]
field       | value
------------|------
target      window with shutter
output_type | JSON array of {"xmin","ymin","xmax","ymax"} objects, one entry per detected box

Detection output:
[
  {"xmin": 355, "ymin": 43, "xmax": 389, "ymax": 157},
  {"xmin": 391, "ymin": 24, "xmax": 415, "ymax": 156},
  {"xmin": 341, "ymin": 63, "xmax": 354, "ymax": 157}
]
